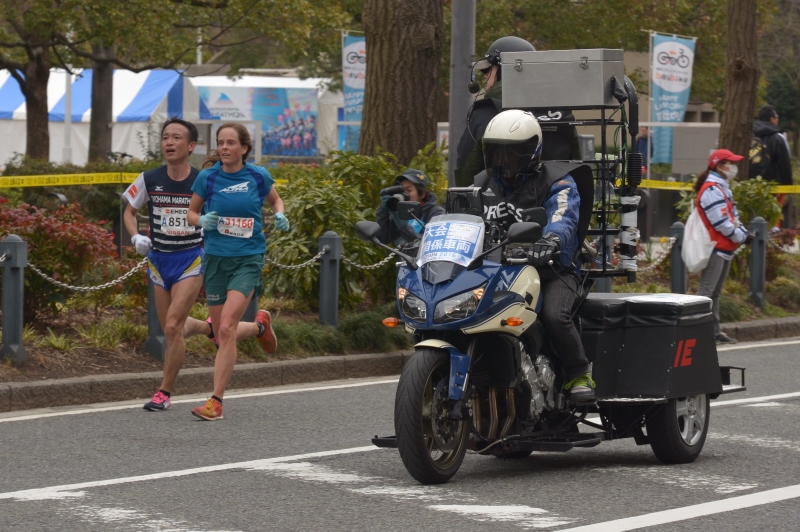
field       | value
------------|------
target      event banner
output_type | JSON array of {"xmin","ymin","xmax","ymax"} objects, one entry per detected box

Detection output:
[
  {"xmin": 196, "ymin": 86, "xmax": 318, "ymax": 157},
  {"xmin": 341, "ymin": 32, "xmax": 366, "ymax": 151},
  {"xmin": 650, "ymin": 33, "xmax": 696, "ymax": 164}
]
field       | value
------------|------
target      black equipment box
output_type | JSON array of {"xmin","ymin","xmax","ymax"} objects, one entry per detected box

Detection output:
[{"xmin": 578, "ymin": 293, "xmax": 723, "ymax": 399}]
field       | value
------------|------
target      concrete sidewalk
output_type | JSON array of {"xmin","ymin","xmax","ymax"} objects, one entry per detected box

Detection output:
[{"xmin": 2, "ymin": 316, "xmax": 799, "ymax": 413}]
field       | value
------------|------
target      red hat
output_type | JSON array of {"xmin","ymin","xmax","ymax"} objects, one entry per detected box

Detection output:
[{"xmin": 708, "ymin": 149, "xmax": 744, "ymax": 170}]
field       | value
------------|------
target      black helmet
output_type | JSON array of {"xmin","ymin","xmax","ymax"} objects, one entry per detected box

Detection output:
[
  {"xmin": 474, "ymin": 36, "xmax": 535, "ymax": 71},
  {"xmin": 395, "ymin": 168, "xmax": 430, "ymax": 187}
]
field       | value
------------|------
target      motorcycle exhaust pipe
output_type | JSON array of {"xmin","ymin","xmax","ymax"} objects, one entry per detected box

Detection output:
[
  {"xmin": 487, "ymin": 388, "xmax": 499, "ymax": 441},
  {"xmin": 472, "ymin": 391, "xmax": 482, "ymax": 435},
  {"xmin": 500, "ymin": 388, "xmax": 516, "ymax": 439}
]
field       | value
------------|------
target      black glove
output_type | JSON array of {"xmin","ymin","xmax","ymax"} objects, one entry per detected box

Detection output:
[
  {"xmin": 744, "ymin": 231, "xmax": 756, "ymax": 245},
  {"xmin": 529, "ymin": 233, "xmax": 561, "ymax": 267}
]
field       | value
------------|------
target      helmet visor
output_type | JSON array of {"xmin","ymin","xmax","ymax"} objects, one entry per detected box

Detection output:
[{"xmin": 483, "ymin": 140, "xmax": 538, "ymax": 181}]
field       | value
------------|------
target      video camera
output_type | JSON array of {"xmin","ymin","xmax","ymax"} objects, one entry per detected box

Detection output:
[{"xmin": 380, "ymin": 185, "xmax": 410, "ymax": 211}]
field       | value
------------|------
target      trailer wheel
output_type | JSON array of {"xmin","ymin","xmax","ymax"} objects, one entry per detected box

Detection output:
[{"xmin": 646, "ymin": 394, "xmax": 710, "ymax": 464}]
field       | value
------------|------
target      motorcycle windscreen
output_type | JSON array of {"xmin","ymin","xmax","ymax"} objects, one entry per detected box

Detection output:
[{"xmin": 417, "ymin": 215, "xmax": 485, "ymax": 284}]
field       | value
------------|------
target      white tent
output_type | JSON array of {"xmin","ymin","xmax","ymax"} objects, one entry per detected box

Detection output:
[
  {"xmin": 0, "ymin": 69, "xmax": 214, "ymax": 166},
  {"xmin": 188, "ymin": 75, "xmax": 342, "ymax": 156}
]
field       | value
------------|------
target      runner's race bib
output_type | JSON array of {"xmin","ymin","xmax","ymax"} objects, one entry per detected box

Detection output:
[
  {"xmin": 218, "ymin": 216, "xmax": 254, "ymax": 238},
  {"xmin": 160, "ymin": 208, "xmax": 194, "ymax": 236}
]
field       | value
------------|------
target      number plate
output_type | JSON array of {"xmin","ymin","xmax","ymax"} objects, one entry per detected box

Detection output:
[{"xmin": 218, "ymin": 216, "xmax": 255, "ymax": 238}]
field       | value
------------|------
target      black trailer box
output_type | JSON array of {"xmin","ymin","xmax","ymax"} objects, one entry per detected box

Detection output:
[{"xmin": 578, "ymin": 293, "xmax": 723, "ymax": 399}]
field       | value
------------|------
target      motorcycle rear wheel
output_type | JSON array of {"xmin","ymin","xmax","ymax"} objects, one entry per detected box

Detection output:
[
  {"xmin": 646, "ymin": 394, "xmax": 710, "ymax": 464},
  {"xmin": 395, "ymin": 347, "xmax": 469, "ymax": 484}
]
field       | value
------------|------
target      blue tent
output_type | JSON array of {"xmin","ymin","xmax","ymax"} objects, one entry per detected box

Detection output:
[{"xmin": 0, "ymin": 69, "xmax": 215, "ymax": 165}]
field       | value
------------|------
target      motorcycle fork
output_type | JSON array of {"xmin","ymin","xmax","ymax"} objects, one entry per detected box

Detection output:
[{"xmin": 447, "ymin": 338, "xmax": 477, "ymax": 420}]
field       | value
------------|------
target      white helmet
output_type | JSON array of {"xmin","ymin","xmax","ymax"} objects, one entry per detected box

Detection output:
[{"xmin": 482, "ymin": 110, "xmax": 543, "ymax": 185}]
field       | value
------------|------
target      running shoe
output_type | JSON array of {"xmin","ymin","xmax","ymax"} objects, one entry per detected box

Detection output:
[
  {"xmin": 143, "ymin": 390, "xmax": 171, "ymax": 411},
  {"xmin": 206, "ymin": 317, "xmax": 218, "ymax": 346},
  {"xmin": 255, "ymin": 310, "xmax": 278, "ymax": 353},
  {"xmin": 192, "ymin": 398, "xmax": 224, "ymax": 420},
  {"xmin": 564, "ymin": 373, "xmax": 596, "ymax": 403}
]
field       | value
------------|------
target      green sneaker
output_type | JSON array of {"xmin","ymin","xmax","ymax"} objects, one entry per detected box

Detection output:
[{"xmin": 564, "ymin": 373, "xmax": 596, "ymax": 403}]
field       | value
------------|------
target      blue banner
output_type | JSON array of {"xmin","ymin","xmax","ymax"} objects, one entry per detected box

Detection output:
[
  {"xmin": 650, "ymin": 34, "xmax": 696, "ymax": 164},
  {"xmin": 342, "ymin": 33, "xmax": 366, "ymax": 152}
]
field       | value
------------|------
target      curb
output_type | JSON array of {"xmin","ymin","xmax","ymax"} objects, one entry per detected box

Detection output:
[
  {"xmin": 3, "ymin": 315, "xmax": 800, "ymax": 414},
  {"xmin": 0, "ymin": 351, "xmax": 413, "ymax": 414}
]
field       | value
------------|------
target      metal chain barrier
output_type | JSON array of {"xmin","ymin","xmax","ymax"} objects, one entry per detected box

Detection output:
[
  {"xmin": 27, "ymin": 257, "xmax": 149, "ymax": 292},
  {"xmin": 0, "ymin": 251, "xmax": 7, "ymax": 263},
  {"xmin": 264, "ymin": 247, "xmax": 329, "ymax": 270},
  {"xmin": 342, "ymin": 252, "xmax": 396, "ymax": 270},
  {"xmin": 638, "ymin": 237, "xmax": 676, "ymax": 272}
]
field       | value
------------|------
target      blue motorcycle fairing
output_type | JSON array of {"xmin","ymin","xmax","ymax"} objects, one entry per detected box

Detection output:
[{"xmin": 397, "ymin": 261, "xmax": 539, "ymax": 330}]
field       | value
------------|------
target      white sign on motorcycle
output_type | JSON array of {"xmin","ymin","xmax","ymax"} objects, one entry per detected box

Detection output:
[{"xmin": 419, "ymin": 220, "xmax": 484, "ymax": 267}]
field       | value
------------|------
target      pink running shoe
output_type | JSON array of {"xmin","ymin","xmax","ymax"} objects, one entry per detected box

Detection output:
[
  {"xmin": 143, "ymin": 390, "xmax": 171, "ymax": 411},
  {"xmin": 206, "ymin": 317, "xmax": 218, "ymax": 346}
]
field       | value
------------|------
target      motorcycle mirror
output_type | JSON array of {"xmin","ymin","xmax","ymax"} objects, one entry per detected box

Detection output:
[
  {"xmin": 355, "ymin": 220, "xmax": 382, "ymax": 242},
  {"xmin": 396, "ymin": 201, "xmax": 422, "ymax": 221},
  {"xmin": 507, "ymin": 222, "xmax": 543, "ymax": 244},
  {"xmin": 520, "ymin": 207, "xmax": 547, "ymax": 227},
  {"xmin": 354, "ymin": 220, "xmax": 419, "ymax": 270}
]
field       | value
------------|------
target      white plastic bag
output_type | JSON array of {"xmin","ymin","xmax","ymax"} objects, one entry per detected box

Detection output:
[{"xmin": 681, "ymin": 206, "xmax": 716, "ymax": 273}]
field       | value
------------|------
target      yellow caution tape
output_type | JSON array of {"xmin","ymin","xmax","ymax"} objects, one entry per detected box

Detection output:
[
  {"xmin": 0, "ymin": 173, "xmax": 289, "ymax": 189},
  {"xmin": 0, "ymin": 173, "xmax": 140, "ymax": 188},
  {"xmin": 638, "ymin": 180, "xmax": 800, "ymax": 194}
]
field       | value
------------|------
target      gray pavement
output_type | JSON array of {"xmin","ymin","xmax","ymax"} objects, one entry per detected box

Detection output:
[{"xmin": 2, "ymin": 315, "xmax": 799, "ymax": 413}]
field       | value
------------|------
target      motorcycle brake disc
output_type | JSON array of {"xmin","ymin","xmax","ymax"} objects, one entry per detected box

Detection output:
[{"xmin": 431, "ymin": 379, "xmax": 462, "ymax": 452}]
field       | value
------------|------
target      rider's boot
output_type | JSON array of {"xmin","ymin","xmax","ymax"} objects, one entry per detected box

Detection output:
[{"xmin": 564, "ymin": 373, "xmax": 596, "ymax": 403}]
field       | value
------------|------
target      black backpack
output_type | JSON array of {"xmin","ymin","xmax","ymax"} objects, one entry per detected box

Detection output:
[{"xmin": 748, "ymin": 135, "xmax": 770, "ymax": 179}]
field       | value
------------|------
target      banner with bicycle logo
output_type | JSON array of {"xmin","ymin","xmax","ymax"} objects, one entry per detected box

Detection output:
[
  {"xmin": 341, "ymin": 31, "xmax": 366, "ymax": 152},
  {"xmin": 650, "ymin": 32, "xmax": 697, "ymax": 165}
]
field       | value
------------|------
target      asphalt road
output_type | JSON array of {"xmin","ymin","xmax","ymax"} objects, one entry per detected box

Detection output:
[{"xmin": 1, "ymin": 338, "xmax": 799, "ymax": 531}]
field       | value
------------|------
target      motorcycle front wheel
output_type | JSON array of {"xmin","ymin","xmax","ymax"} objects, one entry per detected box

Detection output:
[
  {"xmin": 646, "ymin": 394, "xmax": 710, "ymax": 464},
  {"xmin": 395, "ymin": 347, "xmax": 468, "ymax": 484}
]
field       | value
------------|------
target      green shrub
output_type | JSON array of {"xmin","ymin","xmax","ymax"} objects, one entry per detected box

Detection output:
[
  {"xmin": 766, "ymin": 276, "xmax": 800, "ymax": 311},
  {"xmin": 0, "ymin": 200, "xmax": 130, "ymax": 324},
  {"xmin": 719, "ymin": 295, "xmax": 748, "ymax": 323}
]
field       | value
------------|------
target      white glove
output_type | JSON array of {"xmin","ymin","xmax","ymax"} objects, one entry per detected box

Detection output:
[{"xmin": 131, "ymin": 234, "xmax": 152, "ymax": 256}]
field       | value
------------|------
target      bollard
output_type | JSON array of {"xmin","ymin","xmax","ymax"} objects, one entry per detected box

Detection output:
[
  {"xmin": 749, "ymin": 216, "xmax": 768, "ymax": 308},
  {"xmin": 318, "ymin": 231, "xmax": 341, "ymax": 326},
  {"xmin": 0, "ymin": 235, "xmax": 28, "ymax": 365},
  {"xmin": 145, "ymin": 277, "xmax": 165, "ymax": 361},
  {"xmin": 669, "ymin": 222, "xmax": 686, "ymax": 294}
]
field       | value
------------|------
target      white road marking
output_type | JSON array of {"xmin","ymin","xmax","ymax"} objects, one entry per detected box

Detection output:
[
  {"xmin": 555, "ymin": 483, "xmax": 800, "ymax": 531},
  {"xmin": 717, "ymin": 338, "xmax": 800, "ymax": 351},
  {"xmin": 0, "ymin": 446, "xmax": 377, "ymax": 501},
  {"xmin": 431, "ymin": 504, "xmax": 576, "ymax": 529},
  {"xmin": 712, "ymin": 433, "xmax": 800, "ymax": 454},
  {"xmin": 0, "ymin": 377, "xmax": 399, "ymax": 424},
  {"xmin": 593, "ymin": 466, "xmax": 757, "ymax": 494},
  {"xmin": 713, "ymin": 391, "xmax": 800, "ymax": 406},
  {"xmin": 64, "ymin": 505, "xmax": 240, "ymax": 532}
]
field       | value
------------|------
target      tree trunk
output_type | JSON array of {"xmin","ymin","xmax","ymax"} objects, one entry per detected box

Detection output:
[
  {"xmin": 360, "ymin": 0, "xmax": 443, "ymax": 166},
  {"xmin": 719, "ymin": 0, "xmax": 759, "ymax": 174},
  {"xmin": 89, "ymin": 46, "xmax": 116, "ymax": 162},
  {"xmin": 21, "ymin": 49, "xmax": 52, "ymax": 161}
]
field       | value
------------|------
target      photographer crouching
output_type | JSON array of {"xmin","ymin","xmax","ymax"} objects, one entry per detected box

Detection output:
[{"xmin": 376, "ymin": 168, "xmax": 445, "ymax": 246}]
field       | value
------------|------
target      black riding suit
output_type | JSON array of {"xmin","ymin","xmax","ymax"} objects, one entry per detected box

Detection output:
[{"xmin": 376, "ymin": 191, "xmax": 445, "ymax": 247}]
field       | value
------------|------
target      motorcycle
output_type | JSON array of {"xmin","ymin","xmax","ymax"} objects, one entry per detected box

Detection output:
[{"xmin": 355, "ymin": 198, "xmax": 746, "ymax": 485}]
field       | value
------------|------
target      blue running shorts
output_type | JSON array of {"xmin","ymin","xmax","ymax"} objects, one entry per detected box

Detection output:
[{"xmin": 147, "ymin": 247, "xmax": 204, "ymax": 291}]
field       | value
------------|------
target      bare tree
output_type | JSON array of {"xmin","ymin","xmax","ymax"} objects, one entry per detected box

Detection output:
[
  {"xmin": 719, "ymin": 0, "xmax": 760, "ymax": 172},
  {"xmin": 360, "ymin": 0, "xmax": 443, "ymax": 165}
]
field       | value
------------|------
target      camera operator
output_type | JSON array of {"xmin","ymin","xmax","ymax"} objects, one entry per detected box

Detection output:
[{"xmin": 376, "ymin": 168, "xmax": 445, "ymax": 246}]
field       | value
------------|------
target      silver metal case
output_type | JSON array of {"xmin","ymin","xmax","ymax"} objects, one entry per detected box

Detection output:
[{"xmin": 501, "ymin": 49, "xmax": 624, "ymax": 109}]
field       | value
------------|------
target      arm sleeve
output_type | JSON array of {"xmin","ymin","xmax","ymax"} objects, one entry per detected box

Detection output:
[
  {"xmin": 542, "ymin": 177, "xmax": 580, "ymax": 245},
  {"xmin": 375, "ymin": 205, "xmax": 394, "ymax": 244},
  {"xmin": 699, "ymin": 187, "xmax": 748, "ymax": 243},
  {"xmin": 123, "ymin": 173, "xmax": 148, "ymax": 209}
]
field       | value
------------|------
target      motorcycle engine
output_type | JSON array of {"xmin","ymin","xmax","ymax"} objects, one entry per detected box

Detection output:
[{"xmin": 520, "ymin": 351, "xmax": 556, "ymax": 419}]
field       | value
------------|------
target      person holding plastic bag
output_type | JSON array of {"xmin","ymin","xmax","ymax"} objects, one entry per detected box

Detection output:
[{"xmin": 692, "ymin": 149, "xmax": 755, "ymax": 345}]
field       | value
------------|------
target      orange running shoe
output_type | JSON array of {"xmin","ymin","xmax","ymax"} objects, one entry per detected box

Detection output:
[
  {"xmin": 255, "ymin": 310, "xmax": 277, "ymax": 353},
  {"xmin": 192, "ymin": 397, "xmax": 224, "ymax": 420}
]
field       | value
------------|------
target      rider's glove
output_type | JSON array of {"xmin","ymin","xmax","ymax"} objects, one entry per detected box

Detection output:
[
  {"xmin": 199, "ymin": 211, "xmax": 219, "ymax": 232},
  {"xmin": 380, "ymin": 195, "xmax": 392, "ymax": 209},
  {"xmin": 274, "ymin": 212, "xmax": 290, "ymax": 231},
  {"xmin": 529, "ymin": 233, "xmax": 561, "ymax": 267},
  {"xmin": 130, "ymin": 234, "xmax": 152, "ymax": 256},
  {"xmin": 744, "ymin": 231, "xmax": 756, "ymax": 245}
]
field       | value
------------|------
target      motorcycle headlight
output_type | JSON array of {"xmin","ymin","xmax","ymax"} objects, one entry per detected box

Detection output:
[
  {"xmin": 434, "ymin": 286, "xmax": 485, "ymax": 323},
  {"xmin": 399, "ymin": 288, "xmax": 426, "ymax": 322}
]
